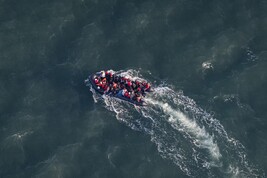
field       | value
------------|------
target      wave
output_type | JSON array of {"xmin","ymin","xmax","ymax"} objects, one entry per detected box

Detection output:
[{"xmin": 89, "ymin": 69, "xmax": 262, "ymax": 177}]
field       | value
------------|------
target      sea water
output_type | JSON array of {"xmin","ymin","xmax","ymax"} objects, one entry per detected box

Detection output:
[{"xmin": 1, "ymin": 0, "xmax": 267, "ymax": 177}]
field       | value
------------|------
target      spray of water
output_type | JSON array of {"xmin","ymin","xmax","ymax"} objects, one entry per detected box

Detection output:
[{"xmin": 88, "ymin": 69, "xmax": 262, "ymax": 177}]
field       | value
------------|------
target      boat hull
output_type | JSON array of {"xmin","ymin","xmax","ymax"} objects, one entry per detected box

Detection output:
[{"xmin": 86, "ymin": 74, "xmax": 146, "ymax": 106}]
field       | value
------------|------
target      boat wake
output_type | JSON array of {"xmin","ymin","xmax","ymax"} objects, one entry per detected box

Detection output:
[{"xmin": 90, "ymin": 69, "xmax": 262, "ymax": 177}]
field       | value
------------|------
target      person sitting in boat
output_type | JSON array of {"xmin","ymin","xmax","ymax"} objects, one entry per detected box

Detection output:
[
  {"xmin": 126, "ymin": 80, "xmax": 133, "ymax": 92},
  {"xmin": 105, "ymin": 71, "xmax": 114, "ymax": 83},
  {"xmin": 114, "ymin": 75, "xmax": 119, "ymax": 83},
  {"xmin": 119, "ymin": 77, "xmax": 127, "ymax": 89},
  {"xmin": 96, "ymin": 70, "xmax": 105, "ymax": 78},
  {"xmin": 110, "ymin": 82, "xmax": 119, "ymax": 94},
  {"xmin": 142, "ymin": 82, "xmax": 151, "ymax": 91},
  {"xmin": 135, "ymin": 80, "xmax": 140, "ymax": 87},
  {"xmin": 125, "ymin": 91, "xmax": 131, "ymax": 98},
  {"xmin": 131, "ymin": 81, "xmax": 137, "ymax": 91},
  {"xmin": 133, "ymin": 92, "xmax": 142, "ymax": 102},
  {"xmin": 94, "ymin": 77, "xmax": 100, "ymax": 85},
  {"xmin": 122, "ymin": 88, "xmax": 130, "ymax": 98},
  {"xmin": 96, "ymin": 81, "xmax": 103, "ymax": 89},
  {"xmin": 102, "ymin": 77, "xmax": 107, "ymax": 83},
  {"xmin": 103, "ymin": 85, "xmax": 109, "ymax": 93}
]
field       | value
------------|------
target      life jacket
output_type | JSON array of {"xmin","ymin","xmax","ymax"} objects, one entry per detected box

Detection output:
[
  {"xmin": 97, "ymin": 81, "xmax": 102, "ymax": 86},
  {"xmin": 143, "ymin": 82, "xmax": 150, "ymax": 90},
  {"xmin": 94, "ymin": 78, "xmax": 99, "ymax": 84},
  {"xmin": 106, "ymin": 85, "xmax": 110, "ymax": 91},
  {"xmin": 127, "ymin": 81, "xmax": 132, "ymax": 86},
  {"xmin": 124, "ymin": 91, "xmax": 130, "ymax": 98},
  {"xmin": 97, "ymin": 82, "xmax": 104, "ymax": 89},
  {"xmin": 112, "ymin": 82, "xmax": 117, "ymax": 89}
]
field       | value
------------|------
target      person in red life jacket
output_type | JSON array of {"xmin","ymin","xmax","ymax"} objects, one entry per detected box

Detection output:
[
  {"xmin": 102, "ymin": 77, "xmax": 107, "ymax": 83},
  {"xmin": 124, "ymin": 91, "xmax": 130, "ymax": 98},
  {"xmin": 122, "ymin": 88, "xmax": 130, "ymax": 98},
  {"xmin": 142, "ymin": 82, "xmax": 151, "ymax": 91},
  {"xmin": 133, "ymin": 85, "xmax": 141, "ymax": 94},
  {"xmin": 135, "ymin": 80, "xmax": 140, "ymax": 87},
  {"xmin": 94, "ymin": 78, "xmax": 99, "ymax": 85},
  {"xmin": 127, "ymin": 81, "xmax": 131, "ymax": 86},
  {"xmin": 96, "ymin": 81, "xmax": 103, "ymax": 89},
  {"xmin": 101, "ymin": 78, "xmax": 107, "ymax": 90},
  {"xmin": 103, "ymin": 84, "xmax": 109, "ymax": 93},
  {"xmin": 134, "ymin": 92, "xmax": 142, "ymax": 102},
  {"xmin": 126, "ymin": 80, "xmax": 133, "ymax": 92}
]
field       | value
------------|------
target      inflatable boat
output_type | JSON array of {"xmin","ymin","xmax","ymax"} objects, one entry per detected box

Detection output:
[{"xmin": 85, "ymin": 70, "xmax": 152, "ymax": 106}]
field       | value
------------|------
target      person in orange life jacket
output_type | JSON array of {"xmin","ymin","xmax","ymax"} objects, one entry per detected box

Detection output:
[{"xmin": 111, "ymin": 82, "xmax": 118, "ymax": 94}]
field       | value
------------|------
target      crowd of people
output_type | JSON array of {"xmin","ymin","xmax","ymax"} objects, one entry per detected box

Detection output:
[{"xmin": 93, "ymin": 70, "xmax": 151, "ymax": 102}]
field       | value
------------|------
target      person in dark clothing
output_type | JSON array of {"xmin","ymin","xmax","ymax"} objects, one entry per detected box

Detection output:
[
  {"xmin": 132, "ymin": 81, "xmax": 137, "ymax": 91},
  {"xmin": 106, "ymin": 73, "xmax": 111, "ymax": 82}
]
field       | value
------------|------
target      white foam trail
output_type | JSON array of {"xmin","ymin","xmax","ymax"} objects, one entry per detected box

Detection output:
[
  {"xmin": 88, "ymin": 69, "xmax": 263, "ymax": 177},
  {"xmin": 146, "ymin": 98, "xmax": 221, "ymax": 160}
]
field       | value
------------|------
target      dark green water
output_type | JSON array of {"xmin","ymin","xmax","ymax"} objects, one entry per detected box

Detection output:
[{"xmin": 1, "ymin": 0, "xmax": 267, "ymax": 177}]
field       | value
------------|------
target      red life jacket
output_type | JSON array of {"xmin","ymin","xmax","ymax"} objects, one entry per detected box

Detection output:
[
  {"xmin": 94, "ymin": 78, "xmax": 99, "ymax": 84},
  {"xmin": 103, "ymin": 84, "xmax": 109, "ymax": 91},
  {"xmin": 124, "ymin": 91, "xmax": 130, "ymax": 98},
  {"xmin": 145, "ymin": 83, "xmax": 150, "ymax": 90}
]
